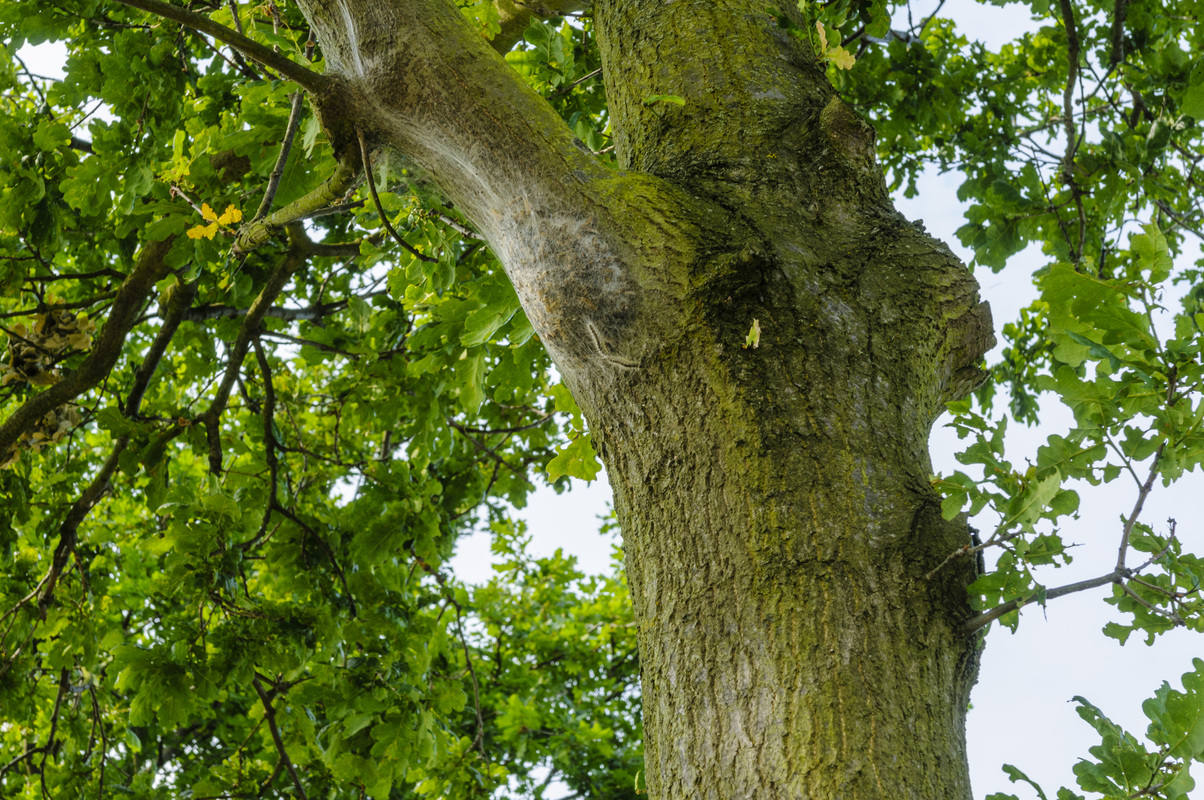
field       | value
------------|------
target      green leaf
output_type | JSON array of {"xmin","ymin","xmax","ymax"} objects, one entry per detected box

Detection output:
[
  {"xmin": 1182, "ymin": 83, "xmax": 1204, "ymax": 120},
  {"xmin": 546, "ymin": 433, "xmax": 601, "ymax": 482},
  {"xmin": 32, "ymin": 119, "xmax": 70, "ymax": 151},
  {"xmin": 1131, "ymin": 222, "xmax": 1173, "ymax": 283},
  {"xmin": 462, "ymin": 296, "xmax": 519, "ymax": 346},
  {"xmin": 456, "ymin": 349, "xmax": 488, "ymax": 414},
  {"xmin": 1004, "ymin": 470, "xmax": 1062, "ymax": 528}
]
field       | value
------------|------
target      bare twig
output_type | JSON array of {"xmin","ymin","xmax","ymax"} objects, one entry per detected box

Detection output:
[
  {"xmin": 963, "ymin": 570, "xmax": 1123, "ymax": 633},
  {"xmin": 356, "ymin": 128, "xmax": 438, "ymax": 264},
  {"xmin": 1116, "ymin": 441, "xmax": 1164, "ymax": 572},
  {"xmin": 252, "ymin": 92, "xmax": 306, "ymax": 222},
  {"xmin": 251, "ymin": 676, "xmax": 309, "ymax": 800}
]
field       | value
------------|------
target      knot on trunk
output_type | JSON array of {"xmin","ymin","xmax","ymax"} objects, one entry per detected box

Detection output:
[
  {"xmin": 819, "ymin": 96, "xmax": 888, "ymax": 203},
  {"xmin": 941, "ymin": 300, "xmax": 995, "ymax": 402}
]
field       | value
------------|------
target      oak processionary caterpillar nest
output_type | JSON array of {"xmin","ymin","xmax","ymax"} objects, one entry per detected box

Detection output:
[{"xmin": 1, "ymin": 309, "xmax": 94, "ymax": 468}]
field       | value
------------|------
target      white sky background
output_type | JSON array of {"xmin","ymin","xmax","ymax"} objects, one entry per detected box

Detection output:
[{"xmin": 16, "ymin": 2, "xmax": 1203, "ymax": 796}]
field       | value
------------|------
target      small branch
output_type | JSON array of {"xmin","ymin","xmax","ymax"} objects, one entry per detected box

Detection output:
[
  {"xmin": 0, "ymin": 285, "xmax": 192, "ymax": 624},
  {"xmin": 1057, "ymin": 0, "xmax": 1086, "ymax": 261},
  {"xmin": 22, "ymin": 267, "xmax": 126, "ymax": 284},
  {"xmin": 252, "ymin": 92, "xmax": 306, "ymax": 223},
  {"xmin": 548, "ymin": 67, "xmax": 602, "ymax": 99},
  {"xmin": 0, "ymin": 743, "xmax": 47, "ymax": 780},
  {"xmin": 203, "ymin": 228, "xmax": 310, "ymax": 473},
  {"xmin": 356, "ymin": 128, "xmax": 438, "ymax": 264},
  {"xmin": 296, "ymin": 200, "xmax": 365, "ymax": 220},
  {"xmin": 35, "ymin": 436, "xmax": 129, "ymax": 614},
  {"xmin": 185, "ymin": 294, "xmax": 363, "ymax": 324},
  {"xmin": 454, "ymin": 601, "xmax": 488, "ymax": 762},
  {"xmin": 1120, "ymin": 583, "xmax": 1185, "ymax": 626},
  {"xmin": 1109, "ymin": 0, "xmax": 1128, "ymax": 66},
  {"xmin": 0, "ymin": 237, "xmax": 173, "ymax": 482},
  {"xmin": 1116, "ymin": 441, "xmax": 1164, "ymax": 572},
  {"xmin": 234, "ymin": 159, "xmax": 360, "ymax": 254},
  {"xmin": 411, "ymin": 554, "xmax": 488, "ymax": 765},
  {"xmin": 125, "ymin": 280, "xmax": 198, "ymax": 416},
  {"xmin": 111, "ymin": 0, "xmax": 326, "ymax": 93},
  {"xmin": 247, "ymin": 337, "xmax": 279, "ymax": 549},
  {"xmin": 271, "ymin": 504, "xmax": 357, "ymax": 618},
  {"xmin": 251, "ymin": 676, "xmax": 309, "ymax": 800},
  {"xmin": 453, "ymin": 413, "xmax": 555, "ymax": 436},
  {"xmin": 446, "ymin": 419, "xmax": 524, "ymax": 474},
  {"xmin": 259, "ymin": 330, "xmax": 360, "ymax": 357},
  {"xmin": 963, "ymin": 570, "xmax": 1124, "ymax": 633},
  {"xmin": 39, "ymin": 668, "xmax": 71, "ymax": 798},
  {"xmin": 434, "ymin": 212, "xmax": 483, "ymax": 240},
  {"xmin": 89, "ymin": 685, "xmax": 108, "ymax": 800}
]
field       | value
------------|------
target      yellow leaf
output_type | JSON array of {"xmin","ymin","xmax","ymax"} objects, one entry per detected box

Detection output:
[
  {"xmin": 815, "ymin": 21, "xmax": 829, "ymax": 54},
  {"xmin": 825, "ymin": 46, "xmax": 856, "ymax": 70},
  {"xmin": 200, "ymin": 202, "xmax": 217, "ymax": 221},
  {"xmin": 217, "ymin": 205, "xmax": 242, "ymax": 225},
  {"xmin": 744, "ymin": 318, "xmax": 762, "ymax": 349},
  {"xmin": 187, "ymin": 222, "xmax": 219, "ymax": 240}
]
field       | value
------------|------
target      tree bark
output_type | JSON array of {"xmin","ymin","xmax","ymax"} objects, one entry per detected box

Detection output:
[{"xmin": 292, "ymin": 0, "xmax": 996, "ymax": 796}]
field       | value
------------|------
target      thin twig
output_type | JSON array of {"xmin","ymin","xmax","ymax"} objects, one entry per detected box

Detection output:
[
  {"xmin": 356, "ymin": 128, "xmax": 438, "ymax": 263},
  {"xmin": 89, "ymin": 685, "xmax": 108, "ymax": 800},
  {"xmin": 251, "ymin": 676, "xmax": 309, "ymax": 800},
  {"xmin": 39, "ymin": 669, "xmax": 70, "ymax": 799},
  {"xmin": 548, "ymin": 67, "xmax": 601, "ymax": 99},
  {"xmin": 963, "ymin": 570, "xmax": 1124, "ymax": 633},
  {"xmin": 411, "ymin": 554, "xmax": 488, "ymax": 765},
  {"xmin": 271, "ymin": 504, "xmax": 357, "ymax": 618},
  {"xmin": 1120, "ymin": 583, "xmax": 1185, "ymax": 625},
  {"xmin": 453, "ymin": 413, "xmax": 555, "ymax": 436},
  {"xmin": 253, "ymin": 92, "xmax": 306, "ymax": 222},
  {"xmin": 1116, "ymin": 441, "xmax": 1164, "ymax": 572},
  {"xmin": 454, "ymin": 602, "xmax": 488, "ymax": 759}
]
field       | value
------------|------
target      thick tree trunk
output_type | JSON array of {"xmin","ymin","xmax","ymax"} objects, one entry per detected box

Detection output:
[{"xmin": 294, "ymin": 0, "xmax": 996, "ymax": 796}]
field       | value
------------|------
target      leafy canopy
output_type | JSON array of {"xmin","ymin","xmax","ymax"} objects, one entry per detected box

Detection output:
[{"xmin": 0, "ymin": 0, "xmax": 1202, "ymax": 798}]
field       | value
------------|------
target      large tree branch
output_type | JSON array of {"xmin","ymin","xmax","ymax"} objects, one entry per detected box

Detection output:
[
  {"xmin": 292, "ymin": 0, "xmax": 721, "ymax": 378},
  {"xmin": 10, "ymin": 279, "xmax": 198, "ymax": 618},
  {"xmin": 490, "ymin": 0, "xmax": 589, "ymax": 54},
  {"xmin": 0, "ymin": 237, "xmax": 173, "ymax": 459},
  {"xmin": 234, "ymin": 158, "xmax": 360, "ymax": 254},
  {"xmin": 111, "ymin": 0, "xmax": 327, "ymax": 94}
]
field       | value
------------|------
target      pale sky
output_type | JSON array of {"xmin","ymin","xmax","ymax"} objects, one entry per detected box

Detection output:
[{"xmin": 15, "ymin": 3, "xmax": 1204, "ymax": 796}]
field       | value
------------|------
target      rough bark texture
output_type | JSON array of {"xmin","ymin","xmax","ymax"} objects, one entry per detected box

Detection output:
[{"xmin": 293, "ymin": 0, "xmax": 996, "ymax": 797}]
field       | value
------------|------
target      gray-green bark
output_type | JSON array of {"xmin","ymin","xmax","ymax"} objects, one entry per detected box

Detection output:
[{"xmin": 292, "ymin": 0, "xmax": 996, "ymax": 796}]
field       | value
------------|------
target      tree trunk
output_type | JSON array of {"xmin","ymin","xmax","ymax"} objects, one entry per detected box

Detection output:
[{"xmin": 294, "ymin": 0, "xmax": 996, "ymax": 796}]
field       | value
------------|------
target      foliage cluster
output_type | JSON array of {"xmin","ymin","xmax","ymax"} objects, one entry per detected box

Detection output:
[{"xmin": 0, "ymin": 0, "xmax": 1201, "ymax": 798}]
